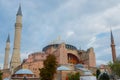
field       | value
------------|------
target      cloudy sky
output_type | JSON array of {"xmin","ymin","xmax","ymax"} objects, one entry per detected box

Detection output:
[{"xmin": 0, "ymin": 0, "xmax": 120, "ymax": 68}]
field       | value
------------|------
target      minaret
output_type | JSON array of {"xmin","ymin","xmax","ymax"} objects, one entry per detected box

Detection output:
[
  {"xmin": 3, "ymin": 35, "xmax": 10, "ymax": 69},
  {"xmin": 110, "ymin": 30, "xmax": 116, "ymax": 62},
  {"xmin": 10, "ymin": 4, "xmax": 22, "ymax": 73}
]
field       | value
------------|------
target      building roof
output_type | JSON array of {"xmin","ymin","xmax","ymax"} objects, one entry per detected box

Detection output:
[
  {"xmin": 15, "ymin": 69, "xmax": 33, "ymax": 74},
  {"xmin": 3, "ymin": 78, "xmax": 9, "ymax": 80},
  {"xmin": 6, "ymin": 34, "xmax": 10, "ymax": 43},
  {"xmin": 110, "ymin": 29, "xmax": 115, "ymax": 45},
  {"xmin": 57, "ymin": 65, "xmax": 71, "ymax": 71},
  {"xmin": 42, "ymin": 43, "xmax": 77, "ymax": 51},
  {"xmin": 16, "ymin": 5, "xmax": 22, "ymax": 16},
  {"xmin": 84, "ymin": 71, "xmax": 92, "ymax": 76},
  {"xmin": 80, "ymin": 76, "xmax": 96, "ymax": 80},
  {"xmin": 75, "ymin": 64, "xmax": 84, "ymax": 68}
]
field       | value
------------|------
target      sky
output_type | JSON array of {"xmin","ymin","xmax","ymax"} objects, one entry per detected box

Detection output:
[{"xmin": 0, "ymin": 0, "xmax": 120, "ymax": 68}]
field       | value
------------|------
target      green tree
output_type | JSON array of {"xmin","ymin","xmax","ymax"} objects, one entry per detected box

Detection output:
[
  {"xmin": 99, "ymin": 72, "xmax": 110, "ymax": 80},
  {"xmin": 39, "ymin": 54, "xmax": 58, "ymax": 80},
  {"xmin": 74, "ymin": 72, "xmax": 80, "ymax": 80},
  {"xmin": 68, "ymin": 72, "xmax": 80, "ymax": 80},
  {"xmin": 96, "ymin": 69, "xmax": 101, "ymax": 79},
  {"xmin": 108, "ymin": 61, "xmax": 120, "ymax": 77},
  {"xmin": 0, "ymin": 71, "xmax": 2, "ymax": 80}
]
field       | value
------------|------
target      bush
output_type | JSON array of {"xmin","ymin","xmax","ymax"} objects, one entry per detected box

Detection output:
[
  {"xmin": 0, "ymin": 71, "xmax": 2, "ymax": 80},
  {"xmin": 67, "ymin": 72, "xmax": 80, "ymax": 80},
  {"xmin": 108, "ymin": 61, "xmax": 120, "ymax": 77}
]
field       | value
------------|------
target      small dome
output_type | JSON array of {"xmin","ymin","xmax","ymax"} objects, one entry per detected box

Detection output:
[
  {"xmin": 75, "ymin": 64, "xmax": 84, "ymax": 68},
  {"xmin": 57, "ymin": 66, "xmax": 71, "ymax": 71},
  {"xmin": 84, "ymin": 71, "xmax": 92, "ymax": 76},
  {"xmin": 3, "ymin": 78, "xmax": 9, "ymax": 80},
  {"xmin": 15, "ymin": 69, "xmax": 33, "ymax": 74}
]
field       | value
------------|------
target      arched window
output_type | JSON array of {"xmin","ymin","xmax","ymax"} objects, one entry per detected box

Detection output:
[{"xmin": 67, "ymin": 53, "xmax": 79, "ymax": 64}]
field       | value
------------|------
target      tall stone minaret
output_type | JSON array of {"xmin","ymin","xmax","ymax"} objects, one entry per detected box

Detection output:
[
  {"xmin": 3, "ymin": 35, "xmax": 10, "ymax": 69},
  {"xmin": 10, "ymin": 4, "xmax": 22, "ymax": 73},
  {"xmin": 110, "ymin": 30, "xmax": 116, "ymax": 62}
]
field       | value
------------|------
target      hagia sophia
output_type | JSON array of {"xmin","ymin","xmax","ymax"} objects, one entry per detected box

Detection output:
[{"xmin": 1, "ymin": 4, "xmax": 117, "ymax": 80}]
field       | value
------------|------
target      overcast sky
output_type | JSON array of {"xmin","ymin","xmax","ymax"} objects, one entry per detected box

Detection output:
[{"xmin": 0, "ymin": 0, "xmax": 120, "ymax": 68}]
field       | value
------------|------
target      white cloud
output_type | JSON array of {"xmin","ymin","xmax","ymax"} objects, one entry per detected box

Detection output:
[
  {"xmin": 118, "ymin": 47, "xmax": 120, "ymax": 49},
  {"xmin": 66, "ymin": 31, "xmax": 74, "ymax": 38},
  {"xmin": 87, "ymin": 37, "xmax": 96, "ymax": 48},
  {"xmin": 0, "ymin": 0, "xmax": 120, "ymax": 66},
  {"xmin": 96, "ymin": 60, "xmax": 109, "ymax": 66}
]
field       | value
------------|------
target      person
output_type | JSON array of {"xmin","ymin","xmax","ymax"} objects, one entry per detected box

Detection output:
[{"xmin": 23, "ymin": 76, "xmax": 27, "ymax": 80}]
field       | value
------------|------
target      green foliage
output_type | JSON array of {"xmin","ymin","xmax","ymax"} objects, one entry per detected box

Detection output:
[
  {"xmin": 74, "ymin": 72, "xmax": 80, "ymax": 80},
  {"xmin": 108, "ymin": 61, "xmax": 120, "ymax": 77},
  {"xmin": 0, "ymin": 71, "xmax": 3, "ymax": 80},
  {"xmin": 93, "ymin": 73, "xmax": 96, "ymax": 76},
  {"xmin": 68, "ymin": 72, "xmax": 80, "ymax": 80},
  {"xmin": 96, "ymin": 69, "xmax": 101, "ymax": 79},
  {"xmin": 99, "ymin": 72, "xmax": 110, "ymax": 80},
  {"xmin": 39, "ymin": 54, "xmax": 58, "ymax": 80}
]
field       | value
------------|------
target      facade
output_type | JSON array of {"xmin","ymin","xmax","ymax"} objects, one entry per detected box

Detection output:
[
  {"xmin": 2, "ymin": 69, "xmax": 11, "ymax": 80},
  {"xmin": 22, "ymin": 43, "xmax": 96, "ymax": 78}
]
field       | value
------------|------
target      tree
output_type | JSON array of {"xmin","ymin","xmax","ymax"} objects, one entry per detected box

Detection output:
[
  {"xmin": 96, "ymin": 69, "xmax": 101, "ymax": 79},
  {"xmin": 39, "ymin": 54, "xmax": 58, "ymax": 80},
  {"xmin": 108, "ymin": 61, "xmax": 120, "ymax": 78},
  {"xmin": 74, "ymin": 72, "xmax": 80, "ymax": 80},
  {"xmin": 67, "ymin": 72, "xmax": 80, "ymax": 80},
  {"xmin": 0, "ymin": 71, "xmax": 2, "ymax": 80},
  {"xmin": 99, "ymin": 72, "xmax": 110, "ymax": 80}
]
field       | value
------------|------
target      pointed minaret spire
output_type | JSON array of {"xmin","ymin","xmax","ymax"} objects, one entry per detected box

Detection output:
[
  {"xmin": 6, "ymin": 34, "xmax": 10, "ymax": 43},
  {"xmin": 110, "ymin": 29, "xmax": 117, "ymax": 62},
  {"xmin": 4, "ymin": 35, "xmax": 10, "ymax": 69},
  {"xmin": 111, "ymin": 29, "xmax": 114, "ymax": 44},
  {"xmin": 17, "ymin": 4, "xmax": 22, "ymax": 16}
]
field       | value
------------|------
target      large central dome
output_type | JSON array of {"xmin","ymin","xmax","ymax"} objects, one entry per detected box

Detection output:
[{"xmin": 42, "ymin": 43, "xmax": 77, "ymax": 51}]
